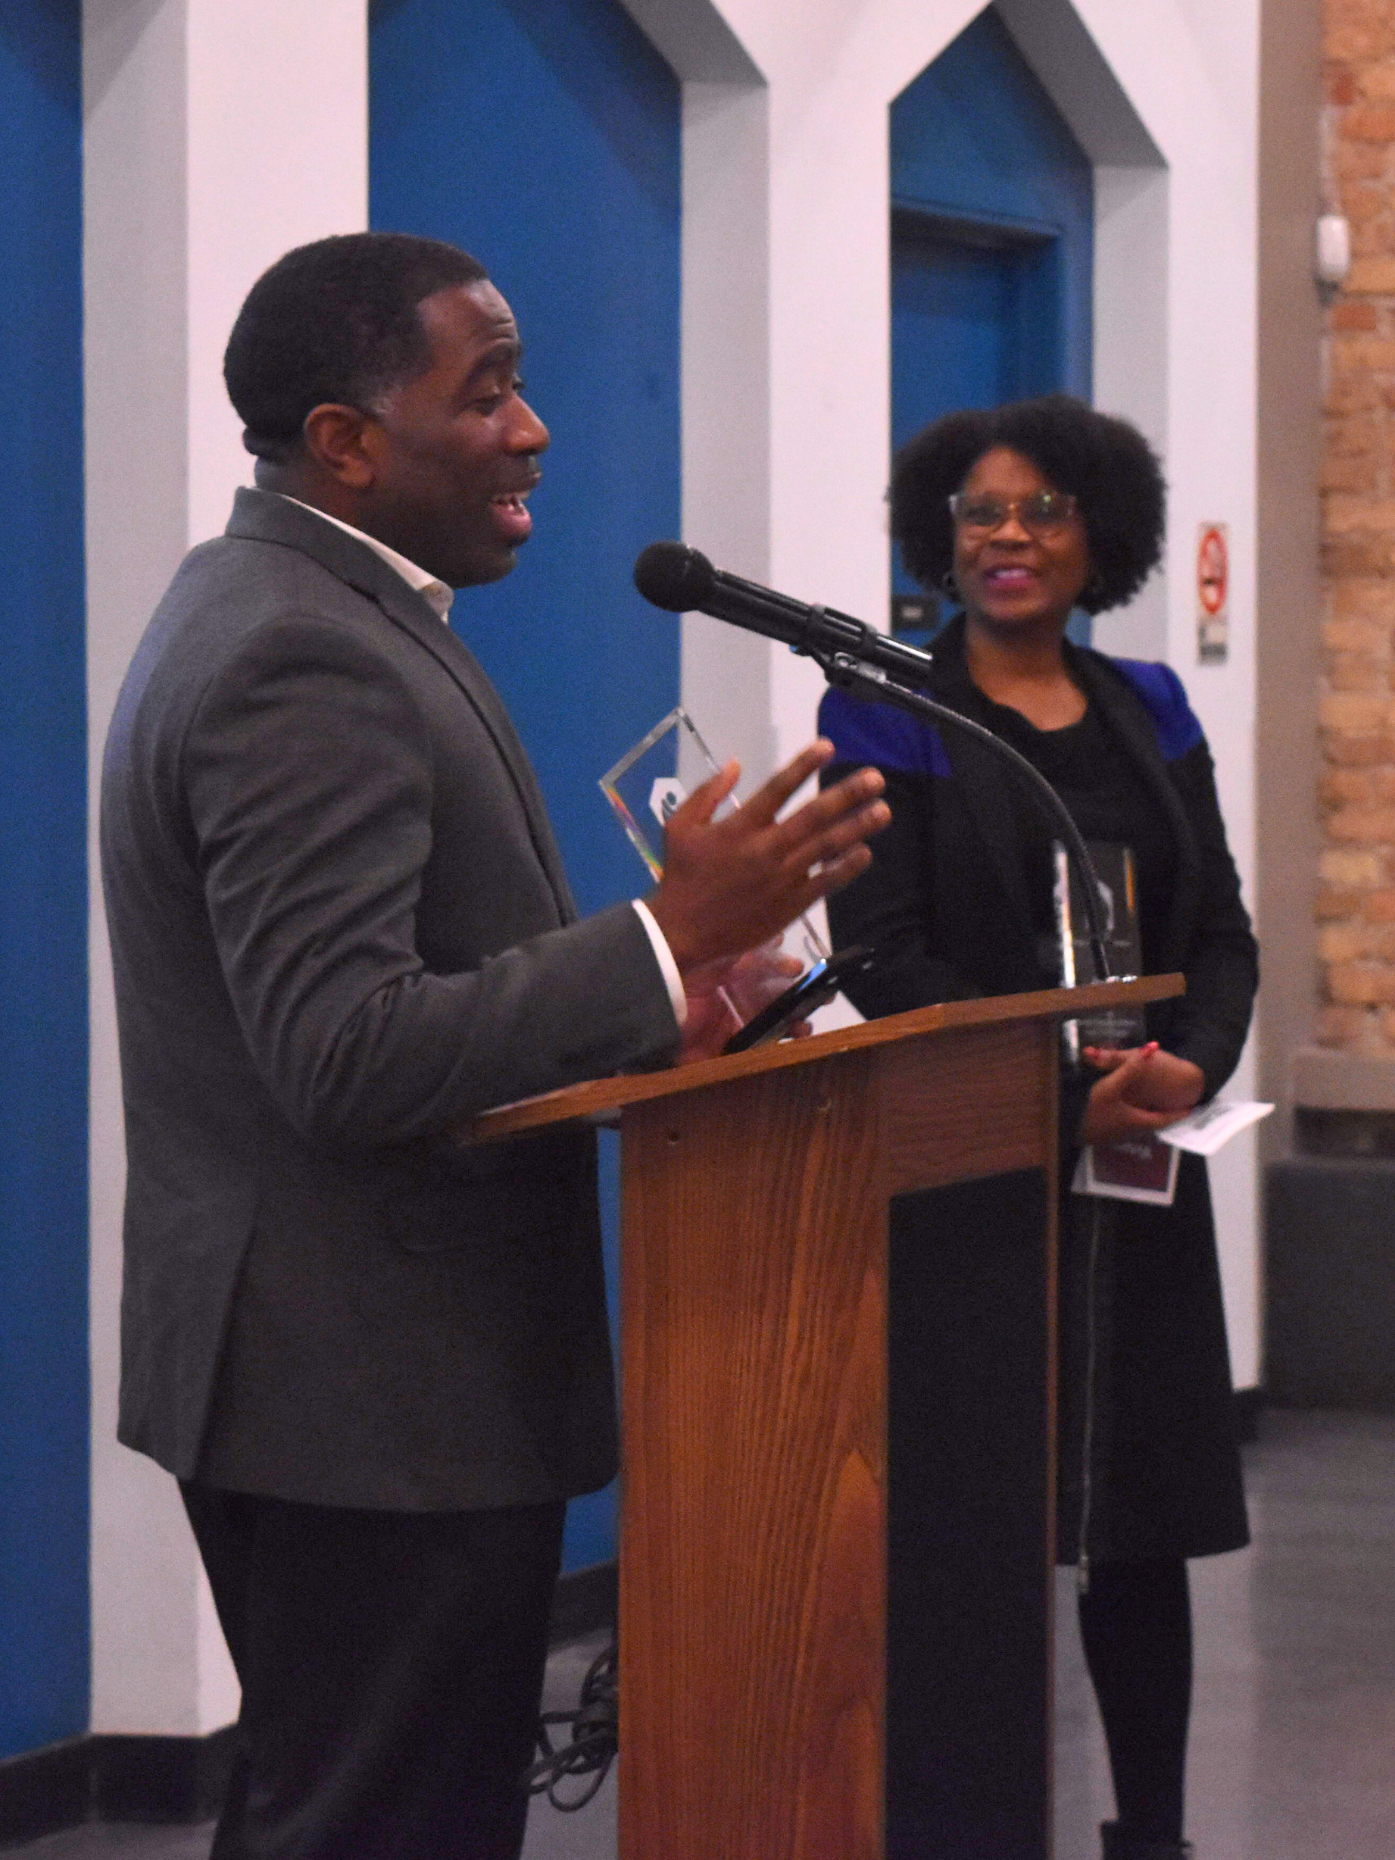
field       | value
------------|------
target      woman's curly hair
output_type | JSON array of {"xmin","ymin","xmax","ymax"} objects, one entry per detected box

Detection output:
[{"xmin": 890, "ymin": 394, "xmax": 1166, "ymax": 616}]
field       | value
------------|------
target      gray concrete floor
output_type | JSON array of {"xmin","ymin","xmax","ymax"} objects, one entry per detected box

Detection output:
[
  {"xmin": 1054, "ymin": 1408, "xmax": 1395, "ymax": 1859},
  {"xmin": 9, "ymin": 1409, "xmax": 1394, "ymax": 1858}
]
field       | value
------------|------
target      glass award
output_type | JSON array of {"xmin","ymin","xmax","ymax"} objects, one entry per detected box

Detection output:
[
  {"xmin": 600, "ymin": 706, "xmax": 829, "ymax": 967},
  {"xmin": 1055, "ymin": 839, "xmax": 1148, "ymax": 1067}
]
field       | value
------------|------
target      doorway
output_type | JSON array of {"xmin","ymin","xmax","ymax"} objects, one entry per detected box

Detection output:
[{"xmin": 890, "ymin": 6, "xmax": 1094, "ymax": 637}]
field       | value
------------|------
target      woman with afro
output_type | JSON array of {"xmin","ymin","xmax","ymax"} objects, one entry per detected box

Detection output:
[{"xmin": 819, "ymin": 395, "xmax": 1256, "ymax": 1860}]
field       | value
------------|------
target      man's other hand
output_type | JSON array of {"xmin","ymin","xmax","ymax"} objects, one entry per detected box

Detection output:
[
  {"xmin": 676, "ymin": 941, "xmax": 805, "ymax": 1065},
  {"xmin": 646, "ymin": 741, "xmax": 889, "ymax": 975}
]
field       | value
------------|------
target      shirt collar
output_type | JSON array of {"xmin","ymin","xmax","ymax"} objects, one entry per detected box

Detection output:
[{"xmin": 275, "ymin": 494, "xmax": 454, "ymax": 621}]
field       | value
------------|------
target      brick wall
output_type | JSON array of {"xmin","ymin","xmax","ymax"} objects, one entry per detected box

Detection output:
[{"xmin": 1320, "ymin": 0, "xmax": 1395, "ymax": 1051}]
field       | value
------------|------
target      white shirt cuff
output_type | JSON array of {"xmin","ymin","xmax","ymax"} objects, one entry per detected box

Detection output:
[{"xmin": 631, "ymin": 899, "xmax": 687, "ymax": 1027}]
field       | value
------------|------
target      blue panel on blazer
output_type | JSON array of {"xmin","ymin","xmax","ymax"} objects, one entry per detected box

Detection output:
[
  {"xmin": 370, "ymin": 0, "xmax": 680, "ymax": 1572},
  {"xmin": 0, "ymin": 0, "xmax": 90, "ymax": 1759}
]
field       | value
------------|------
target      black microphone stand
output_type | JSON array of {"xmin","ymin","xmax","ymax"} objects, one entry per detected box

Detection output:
[{"xmin": 808, "ymin": 637, "xmax": 1114, "ymax": 986}]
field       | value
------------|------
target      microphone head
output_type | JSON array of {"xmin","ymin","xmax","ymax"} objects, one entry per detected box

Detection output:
[{"xmin": 633, "ymin": 541, "xmax": 715, "ymax": 612}]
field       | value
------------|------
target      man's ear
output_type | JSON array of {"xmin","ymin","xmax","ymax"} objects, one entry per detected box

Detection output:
[{"xmin": 301, "ymin": 403, "xmax": 378, "ymax": 491}]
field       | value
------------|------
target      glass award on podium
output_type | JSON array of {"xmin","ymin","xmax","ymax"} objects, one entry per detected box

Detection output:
[
  {"xmin": 1055, "ymin": 839, "xmax": 1148, "ymax": 1067},
  {"xmin": 600, "ymin": 709, "xmax": 872, "ymax": 1049}
]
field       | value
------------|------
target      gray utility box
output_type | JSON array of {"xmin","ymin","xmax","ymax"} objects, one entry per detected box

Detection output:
[{"xmin": 1267, "ymin": 1153, "xmax": 1395, "ymax": 1412}]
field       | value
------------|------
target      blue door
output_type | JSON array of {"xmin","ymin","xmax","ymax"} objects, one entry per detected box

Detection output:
[
  {"xmin": 890, "ymin": 6, "xmax": 1093, "ymax": 635},
  {"xmin": 371, "ymin": 0, "xmax": 680, "ymax": 1572}
]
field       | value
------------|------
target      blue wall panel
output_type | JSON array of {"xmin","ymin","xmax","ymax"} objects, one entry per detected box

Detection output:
[
  {"xmin": 370, "ymin": 0, "xmax": 680, "ymax": 1571},
  {"xmin": 0, "ymin": 0, "xmax": 90, "ymax": 1758}
]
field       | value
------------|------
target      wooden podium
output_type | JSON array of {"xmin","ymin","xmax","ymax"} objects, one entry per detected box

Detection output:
[{"xmin": 467, "ymin": 976, "xmax": 1178, "ymax": 1860}]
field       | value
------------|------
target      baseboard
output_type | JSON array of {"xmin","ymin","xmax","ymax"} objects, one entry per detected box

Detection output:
[
  {"xmin": 0, "ymin": 1738, "xmax": 88, "ymax": 1850},
  {"xmin": 1234, "ymin": 1385, "xmax": 1264, "ymax": 1444},
  {"xmin": 0, "ymin": 1724, "xmax": 237, "ymax": 1848},
  {"xmin": 90, "ymin": 1726, "xmax": 238, "ymax": 1825}
]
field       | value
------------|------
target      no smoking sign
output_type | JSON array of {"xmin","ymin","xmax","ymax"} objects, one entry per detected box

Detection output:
[{"xmin": 1196, "ymin": 523, "xmax": 1229, "ymax": 664}]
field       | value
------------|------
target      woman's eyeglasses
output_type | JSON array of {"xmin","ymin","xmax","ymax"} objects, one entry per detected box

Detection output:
[{"xmin": 948, "ymin": 491, "xmax": 1078, "ymax": 537}]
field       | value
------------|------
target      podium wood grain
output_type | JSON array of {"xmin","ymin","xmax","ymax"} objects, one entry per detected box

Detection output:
[{"xmin": 617, "ymin": 1018, "xmax": 1055, "ymax": 1859}]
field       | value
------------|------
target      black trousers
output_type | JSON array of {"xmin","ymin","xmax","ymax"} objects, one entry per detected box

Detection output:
[{"xmin": 181, "ymin": 1483, "xmax": 565, "ymax": 1860}]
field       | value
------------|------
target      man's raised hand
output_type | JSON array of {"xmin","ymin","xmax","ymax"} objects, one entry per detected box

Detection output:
[
  {"xmin": 645, "ymin": 740, "xmax": 889, "ymax": 975},
  {"xmin": 675, "ymin": 941, "xmax": 805, "ymax": 1064}
]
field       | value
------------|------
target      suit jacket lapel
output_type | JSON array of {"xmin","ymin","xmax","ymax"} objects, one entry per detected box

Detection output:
[
  {"xmin": 422, "ymin": 618, "xmax": 579, "ymax": 922},
  {"xmin": 225, "ymin": 488, "xmax": 578, "ymax": 922}
]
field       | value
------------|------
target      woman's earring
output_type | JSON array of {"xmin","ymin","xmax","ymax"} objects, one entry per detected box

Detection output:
[
  {"xmin": 940, "ymin": 569, "xmax": 958, "ymax": 597},
  {"xmin": 1083, "ymin": 570, "xmax": 1106, "ymax": 607}
]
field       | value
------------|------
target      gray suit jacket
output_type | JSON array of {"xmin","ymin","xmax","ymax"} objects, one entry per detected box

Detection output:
[{"xmin": 101, "ymin": 488, "xmax": 678, "ymax": 1510}]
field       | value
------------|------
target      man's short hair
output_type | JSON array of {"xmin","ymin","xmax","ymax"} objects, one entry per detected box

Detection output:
[{"xmin": 224, "ymin": 232, "xmax": 488, "ymax": 461}]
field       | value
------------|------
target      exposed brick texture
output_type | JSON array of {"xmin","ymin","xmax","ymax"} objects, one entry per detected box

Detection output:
[{"xmin": 1320, "ymin": 0, "xmax": 1395, "ymax": 1051}]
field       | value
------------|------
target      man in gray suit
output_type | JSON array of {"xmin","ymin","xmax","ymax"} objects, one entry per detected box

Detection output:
[{"xmin": 101, "ymin": 233, "xmax": 887, "ymax": 1860}]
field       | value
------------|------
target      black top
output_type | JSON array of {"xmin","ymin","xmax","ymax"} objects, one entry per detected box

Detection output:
[{"xmin": 972, "ymin": 693, "xmax": 1178, "ymax": 979}]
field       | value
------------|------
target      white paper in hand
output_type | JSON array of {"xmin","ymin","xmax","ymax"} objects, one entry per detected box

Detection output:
[{"xmin": 1157, "ymin": 1099, "xmax": 1274, "ymax": 1157}]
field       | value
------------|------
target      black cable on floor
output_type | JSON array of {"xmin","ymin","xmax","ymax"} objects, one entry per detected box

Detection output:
[{"xmin": 527, "ymin": 1637, "xmax": 617, "ymax": 1811}]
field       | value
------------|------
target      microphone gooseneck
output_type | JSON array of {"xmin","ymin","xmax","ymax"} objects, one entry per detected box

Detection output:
[{"xmin": 632, "ymin": 541, "xmax": 1114, "ymax": 985}]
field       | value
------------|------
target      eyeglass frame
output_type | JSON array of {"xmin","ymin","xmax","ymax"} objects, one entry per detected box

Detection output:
[{"xmin": 947, "ymin": 490, "xmax": 1080, "ymax": 538}]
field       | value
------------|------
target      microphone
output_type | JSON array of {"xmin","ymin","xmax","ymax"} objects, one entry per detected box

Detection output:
[
  {"xmin": 633, "ymin": 541, "xmax": 938, "ymax": 689},
  {"xmin": 632, "ymin": 540, "xmax": 1114, "ymax": 983}
]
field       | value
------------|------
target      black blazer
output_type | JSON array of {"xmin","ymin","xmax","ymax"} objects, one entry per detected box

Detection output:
[
  {"xmin": 819, "ymin": 617, "xmax": 1255, "ymax": 1561},
  {"xmin": 819, "ymin": 616, "xmax": 1257, "ymax": 1096},
  {"xmin": 101, "ymin": 489, "xmax": 679, "ymax": 1510}
]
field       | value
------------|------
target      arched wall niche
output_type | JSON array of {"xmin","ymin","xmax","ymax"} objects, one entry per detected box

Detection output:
[
  {"xmin": 628, "ymin": 0, "xmax": 1211, "ymax": 764},
  {"xmin": 632, "ymin": 0, "xmax": 1173, "ymax": 713},
  {"xmin": 619, "ymin": 0, "xmax": 1252, "ymax": 745}
]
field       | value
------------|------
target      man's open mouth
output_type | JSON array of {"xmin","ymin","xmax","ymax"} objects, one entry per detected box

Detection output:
[{"xmin": 489, "ymin": 486, "xmax": 535, "ymax": 543}]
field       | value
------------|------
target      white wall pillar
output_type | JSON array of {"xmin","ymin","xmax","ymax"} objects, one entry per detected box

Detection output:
[
  {"xmin": 678, "ymin": 76, "xmax": 777, "ymax": 785},
  {"xmin": 84, "ymin": 0, "xmax": 368, "ymax": 1735},
  {"xmin": 622, "ymin": 0, "xmax": 777, "ymax": 784}
]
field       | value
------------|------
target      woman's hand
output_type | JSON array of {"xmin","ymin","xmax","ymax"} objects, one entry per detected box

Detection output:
[
  {"xmin": 1079, "ymin": 1042, "xmax": 1205, "ymax": 1146},
  {"xmin": 676, "ymin": 941, "xmax": 805, "ymax": 1065}
]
